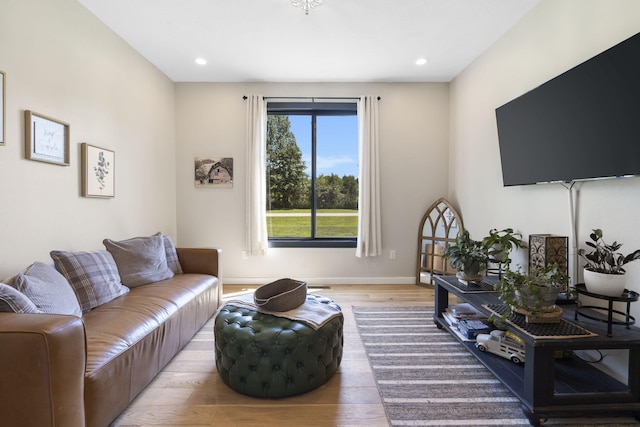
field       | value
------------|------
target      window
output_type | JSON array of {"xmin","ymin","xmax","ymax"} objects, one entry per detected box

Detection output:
[{"xmin": 266, "ymin": 101, "xmax": 358, "ymax": 248}]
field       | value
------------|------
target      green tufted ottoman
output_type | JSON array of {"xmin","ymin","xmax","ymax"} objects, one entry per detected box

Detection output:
[{"xmin": 214, "ymin": 294, "xmax": 343, "ymax": 398}]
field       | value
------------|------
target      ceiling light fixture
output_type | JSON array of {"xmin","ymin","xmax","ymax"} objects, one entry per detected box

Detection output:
[
  {"xmin": 195, "ymin": 58, "xmax": 207, "ymax": 65},
  {"xmin": 291, "ymin": 0, "xmax": 323, "ymax": 15},
  {"xmin": 416, "ymin": 58, "xmax": 428, "ymax": 66}
]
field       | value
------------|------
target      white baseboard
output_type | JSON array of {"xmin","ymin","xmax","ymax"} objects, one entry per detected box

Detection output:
[{"xmin": 224, "ymin": 276, "xmax": 416, "ymax": 286}]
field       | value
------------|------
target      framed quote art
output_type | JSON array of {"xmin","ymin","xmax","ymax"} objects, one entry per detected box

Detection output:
[
  {"xmin": 81, "ymin": 143, "xmax": 115, "ymax": 198},
  {"xmin": 25, "ymin": 110, "xmax": 70, "ymax": 165}
]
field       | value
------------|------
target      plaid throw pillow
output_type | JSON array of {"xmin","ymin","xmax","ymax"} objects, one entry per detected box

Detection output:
[{"xmin": 50, "ymin": 250, "xmax": 129, "ymax": 313}]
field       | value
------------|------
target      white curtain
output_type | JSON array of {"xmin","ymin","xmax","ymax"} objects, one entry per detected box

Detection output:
[
  {"xmin": 245, "ymin": 95, "xmax": 268, "ymax": 255},
  {"xmin": 356, "ymin": 96, "xmax": 382, "ymax": 257}
]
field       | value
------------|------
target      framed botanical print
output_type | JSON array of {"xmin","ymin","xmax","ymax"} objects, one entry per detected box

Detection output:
[{"xmin": 81, "ymin": 143, "xmax": 115, "ymax": 198}]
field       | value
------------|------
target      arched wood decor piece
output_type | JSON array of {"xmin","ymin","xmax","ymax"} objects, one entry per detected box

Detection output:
[{"xmin": 416, "ymin": 198, "xmax": 464, "ymax": 286}]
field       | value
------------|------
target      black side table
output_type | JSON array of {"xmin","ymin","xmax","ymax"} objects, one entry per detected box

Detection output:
[{"xmin": 574, "ymin": 283, "xmax": 639, "ymax": 337}]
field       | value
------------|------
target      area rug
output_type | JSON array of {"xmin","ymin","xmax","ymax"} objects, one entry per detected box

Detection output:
[{"xmin": 353, "ymin": 306, "xmax": 640, "ymax": 427}]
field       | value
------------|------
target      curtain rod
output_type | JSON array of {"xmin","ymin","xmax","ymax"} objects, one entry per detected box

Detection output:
[{"xmin": 242, "ymin": 96, "xmax": 381, "ymax": 101}]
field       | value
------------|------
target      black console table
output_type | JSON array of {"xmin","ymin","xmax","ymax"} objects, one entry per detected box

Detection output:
[{"xmin": 433, "ymin": 275, "xmax": 640, "ymax": 426}]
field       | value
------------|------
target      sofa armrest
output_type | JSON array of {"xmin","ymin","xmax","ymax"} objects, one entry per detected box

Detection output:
[
  {"xmin": 176, "ymin": 247, "xmax": 221, "ymax": 277},
  {"xmin": 0, "ymin": 313, "xmax": 86, "ymax": 427}
]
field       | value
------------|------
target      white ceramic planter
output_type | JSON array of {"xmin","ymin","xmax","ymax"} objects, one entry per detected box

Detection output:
[{"xmin": 583, "ymin": 268, "xmax": 626, "ymax": 297}]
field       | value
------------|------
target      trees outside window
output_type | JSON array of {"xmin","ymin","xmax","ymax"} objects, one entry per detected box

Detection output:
[
  {"xmin": 266, "ymin": 102, "xmax": 358, "ymax": 247},
  {"xmin": 266, "ymin": 115, "xmax": 308, "ymax": 210}
]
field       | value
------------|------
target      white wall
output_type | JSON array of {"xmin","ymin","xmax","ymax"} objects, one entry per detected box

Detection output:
[
  {"xmin": 450, "ymin": 0, "xmax": 640, "ymax": 379},
  {"xmin": 11, "ymin": 0, "xmax": 635, "ymax": 294},
  {"xmin": 450, "ymin": 0, "xmax": 640, "ymax": 301},
  {"xmin": 0, "ymin": 0, "xmax": 176, "ymax": 279},
  {"xmin": 175, "ymin": 82, "xmax": 449, "ymax": 284}
]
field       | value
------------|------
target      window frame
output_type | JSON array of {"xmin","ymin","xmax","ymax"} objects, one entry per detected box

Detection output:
[{"xmin": 266, "ymin": 101, "xmax": 358, "ymax": 248}]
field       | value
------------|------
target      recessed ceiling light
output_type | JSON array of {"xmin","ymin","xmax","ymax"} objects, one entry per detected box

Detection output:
[
  {"xmin": 416, "ymin": 58, "xmax": 428, "ymax": 66},
  {"xmin": 195, "ymin": 58, "xmax": 207, "ymax": 65}
]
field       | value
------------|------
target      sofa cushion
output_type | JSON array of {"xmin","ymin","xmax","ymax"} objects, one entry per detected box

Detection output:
[
  {"xmin": 161, "ymin": 233, "xmax": 183, "ymax": 274},
  {"xmin": 103, "ymin": 234, "xmax": 174, "ymax": 288},
  {"xmin": 0, "ymin": 283, "xmax": 41, "ymax": 313},
  {"xmin": 9, "ymin": 262, "xmax": 82, "ymax": 317},
  {"xmin": 50, "ymin": 250, "xmax": 129, "ymax": 313}
]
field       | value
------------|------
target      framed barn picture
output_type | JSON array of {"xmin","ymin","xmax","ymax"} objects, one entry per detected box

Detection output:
[{"xmin": 194, "ymin": 157, "xmax": 233, "ymax": 188}]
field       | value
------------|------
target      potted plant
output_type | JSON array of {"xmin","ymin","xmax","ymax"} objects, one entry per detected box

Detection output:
[
  {"xmin": 578, "ymin": 229, "xmax": 640, "ymax": 297},
  {"xmin": 496, "ymin": 263, "xmax": 569, "ymax": 323},
  {"xmin": 443, "ymin": 229, "xmax": 489, "ymax": 282},
  {"xmin": 483, "ymin": 228, "xmax": 527, "ymax": 267}
]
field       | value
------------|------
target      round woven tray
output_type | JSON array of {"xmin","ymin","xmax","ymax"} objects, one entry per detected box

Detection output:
[{"xmin": 254, "ymin": 278, "xmax": 307, "ymax": 312}]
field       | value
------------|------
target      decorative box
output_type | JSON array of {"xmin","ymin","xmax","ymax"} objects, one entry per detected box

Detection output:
[{"xmin": 529, "ymin": 234, "xmax": 569, "ymax": 275}]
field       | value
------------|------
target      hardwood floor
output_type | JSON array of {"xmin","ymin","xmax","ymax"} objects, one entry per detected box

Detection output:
[{"xmin": 111, "ymin": 284, "xmax": 434, "ymax": 427}]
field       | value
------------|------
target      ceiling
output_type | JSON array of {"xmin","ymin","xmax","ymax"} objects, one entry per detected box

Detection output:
[{"xmin": 76, "ymin": 0, "xmax": 540, "ymax": 83}]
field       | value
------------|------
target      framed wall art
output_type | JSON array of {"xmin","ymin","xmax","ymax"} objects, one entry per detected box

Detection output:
[
  {"xmin": 24, "ymin": 110, "xmax": 70, "ymax": 165},
  {"xmin": 82, "ymin": 143, "xmax": 115, "ymax": 198},
  {"xmin": 1, "ymin": 70, "xmax": 5, "ymax": 145},
  {"xmin": 194, "ymin": 156, "xmax": 233, "ymax": 188}
]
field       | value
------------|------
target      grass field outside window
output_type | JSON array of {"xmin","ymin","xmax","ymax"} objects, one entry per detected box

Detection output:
[{"xmin": 267, "ymin": 209, "xmax": 357, "ymax": 238}]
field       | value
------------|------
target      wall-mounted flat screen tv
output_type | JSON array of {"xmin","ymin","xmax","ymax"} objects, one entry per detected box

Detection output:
[{"xmin": 495, "ymin": 32, "xmax": 640, "ymax": 186}]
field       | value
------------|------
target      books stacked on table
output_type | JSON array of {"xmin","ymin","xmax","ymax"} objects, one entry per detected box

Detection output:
[
  {"xmin": 443, "ymin": 303, "xmax": 483, "ymax": 327},
  {"xmin": 443, "ymin": 303, "xmax": 492, "ymax": 341},
  {"xmin": 458, "ymin": 319, "xmax": 493, "ymax": 340}
]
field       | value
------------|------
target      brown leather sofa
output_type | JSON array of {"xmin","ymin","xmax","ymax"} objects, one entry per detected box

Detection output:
[{"xmin": 0, "ymin": 247, "xmax": 222, "ymax": 427}]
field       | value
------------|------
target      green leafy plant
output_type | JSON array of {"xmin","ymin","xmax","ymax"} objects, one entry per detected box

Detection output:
[
  {"xmin": 482, "ymin": 228, "xmax": 527, "ymax": 265},
  {"xmin": 442, "ymin": 229, "xmax": 489, "ymax": 276},
  {"xmin": 496, "ymin": 263, "xmax": 569, "ymax": 318},
  {"xmin": 578, "ymin": 229, "xmax": 640, "ymax": 275}
]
